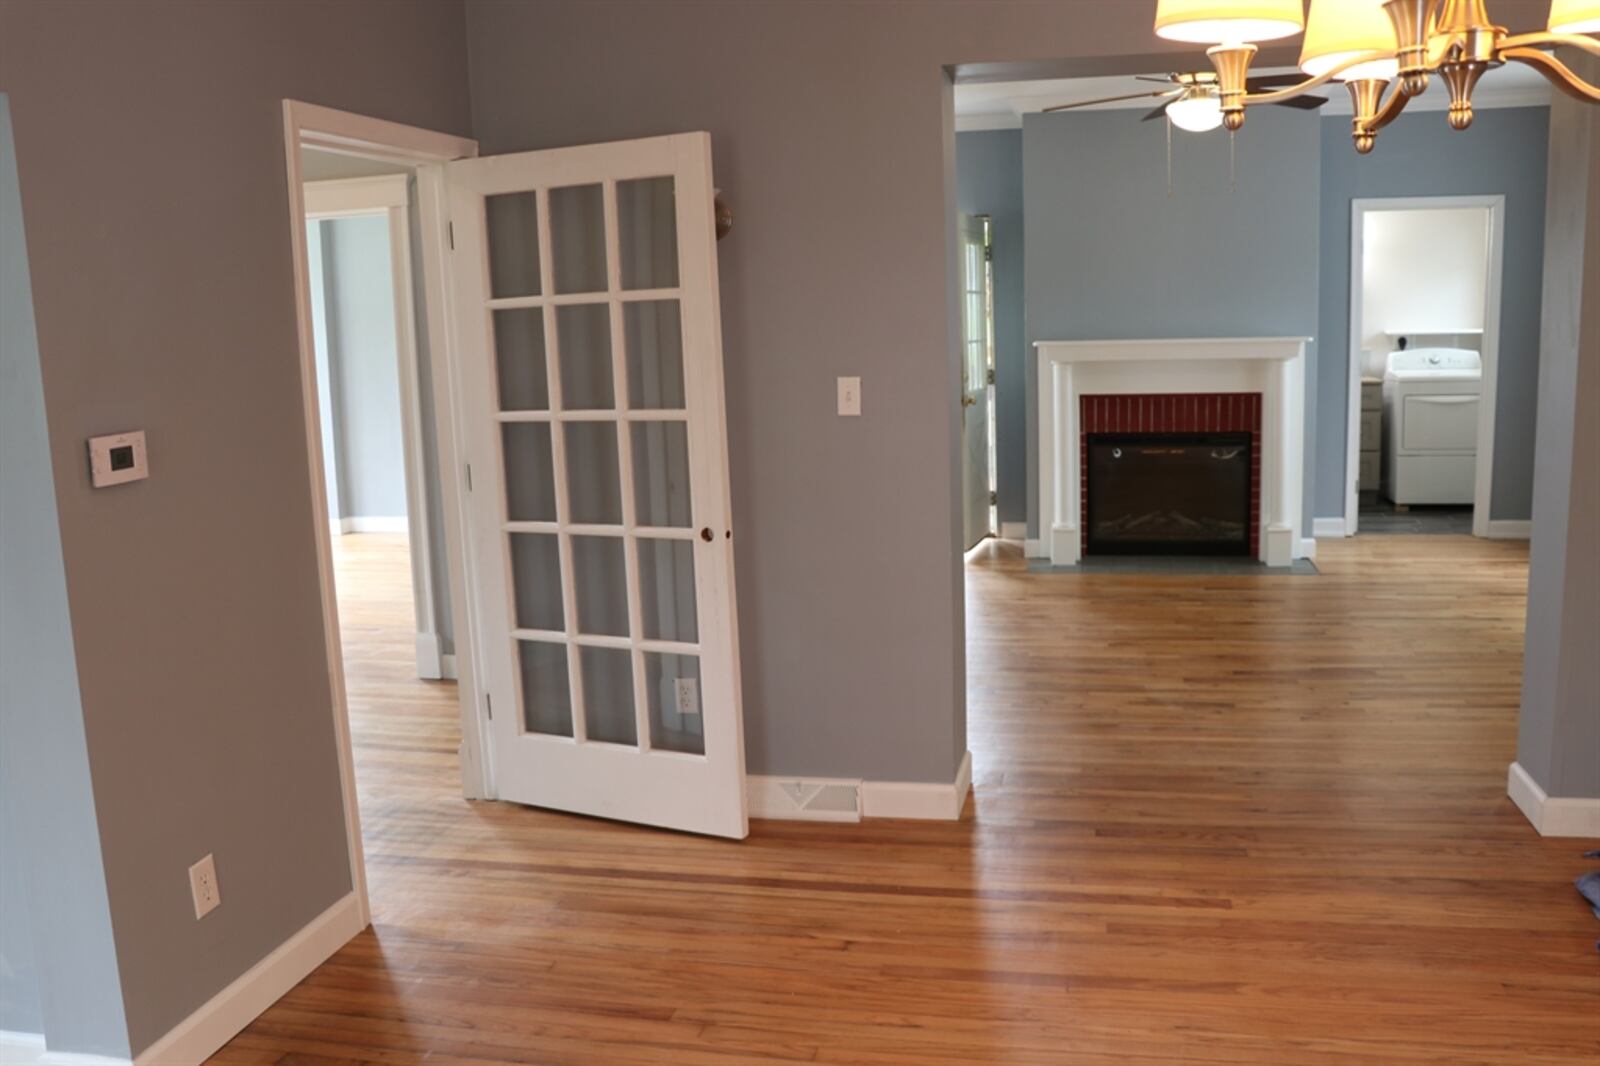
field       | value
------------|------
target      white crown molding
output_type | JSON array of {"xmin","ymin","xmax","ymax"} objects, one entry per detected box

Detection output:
[{"xmin": 955, "ymin": 113, "xmax": 1023, "ymax": 132}]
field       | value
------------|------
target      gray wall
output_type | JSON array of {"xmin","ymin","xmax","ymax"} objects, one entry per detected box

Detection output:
[
  {"xmin": 0, "ymin": 0, "xmax": 472, "ymax": 1054},
  {"xmin": 0, "ymin": 94, "xmax": 131, "ymax": 1057},
  {"xmin": 956, "ymin": 129, "xmax": 1025, "ymax": 527},
  {"xmin": 1316, "ymin": 107, "xmax": 1549, "ymax": 521},
  {"xmin": 462, "ymin": 0, "xmax": 1557, "ymax": 784},
  {"xmin": 1022, "ymin": 106, "xmax": 1323, "ymax": 536},
  {"xmin": 1518, "ymin": 50, "xmax": 1600, "ymax": 801},
  {"xmin": 314, "ymin": 213, "xmax": 409, "ymax": 521}
]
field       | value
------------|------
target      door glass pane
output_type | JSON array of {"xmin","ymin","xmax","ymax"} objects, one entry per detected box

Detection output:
[
  {"xmin": 485, "ymin": 191, "xmax": 541, "ymax": 298},
  {"xmin": 570, "ymin": 535, "xmax": 629, "ymax": 636},
  {"xmin": 645, "ymin": 652, "xmax": 704, "ymax": 755},
  {"xmin": 494, "ymin": 308, "xmax": 548, "ymax": 411},
  {"xmin": 563, "ymin": 422, "xmax": 623, "ymax": 525},
  {"xmin": 503, "ymin": 423, "xmax": 556, "ymax": 522},
  {"xmin": 636, "ymin": 538, "xmax": 697, "ymax": 643},
  {"xmin": 631, "ymin": 422, "xmax": 692, "ymax": 527},
  {"xmin": 617, "ymin": 176, "xmax": 679, "ymax": 291},
  {"xmin": 509, "ymin": 533, "xmax": 563, "ymax": 631},
  {"xmin": 549, "ymin": 184, "xmax": 607, "ymax": 294},
  {"xmin": 579, "ymin": 646, "xmax": 636, "ymax": 745},
  {"xmin": 556, "ymin": 303, "xmax": 614, "ymax": 410},
  {"xmin": 518, "ymin": 639, "xmax": 572, "ymax": 737},
  {"xmin": 623, "ymin": 300, "xmax": 685, "ymax": 410}
]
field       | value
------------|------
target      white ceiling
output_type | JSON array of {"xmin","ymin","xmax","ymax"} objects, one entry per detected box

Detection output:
[{"xmin": 955, "ymin": 63, "xmax": 1552, "ymax": 131}]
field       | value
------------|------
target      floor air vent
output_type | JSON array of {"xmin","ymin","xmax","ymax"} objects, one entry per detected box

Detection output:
[{"xmin": 748, "ymin": 777, "xmax": 862, "ymax": 822}]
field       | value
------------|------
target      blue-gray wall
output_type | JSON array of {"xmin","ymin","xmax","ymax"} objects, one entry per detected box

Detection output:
[
  {"xmin": 315, "ymin": 214, "xmax": 409, "ymax": 521},
  {"xmin": 0, "ymin": 93, "xmax": 131, "ymax": 1058},
  {"xmin": 956, "ymin": 129, "xmax": 1025, "ymax": 527},
  {"xmin": 1022, "ymin": 107, "xmax": 1323, "ymax": 536},
  {"xmin": 1317, "ymin": 106, "xmax": 1549, "ymax": 521}
]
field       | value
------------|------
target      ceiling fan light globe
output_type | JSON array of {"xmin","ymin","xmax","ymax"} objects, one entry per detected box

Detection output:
[
  {"xmin": 1548, "ymin": 0, "xmax": 1600, "ymax": 33},
  {"xmin": 1154, "ymin": 0, "xmax": 1305, "ymax": 43},
  {"xmin": 1300, "ymin": 0, "xmax": 1399, "ymax": 80},
  {"xmin": 1166, "ymin": 95, "xmax": 1226, "ymax": 132}
]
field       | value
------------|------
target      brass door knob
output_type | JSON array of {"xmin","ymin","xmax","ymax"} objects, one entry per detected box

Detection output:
[{"xmin": 961, "ymin": 395, "xmax": 978, "ymax": 407}]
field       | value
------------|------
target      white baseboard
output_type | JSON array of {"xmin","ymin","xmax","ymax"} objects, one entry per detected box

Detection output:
[
  {"xmin": 861, "ymin": 750, "xmax": 971, "ymax": 820},
  {"xmin": 440, "ymin": 653, "xmax": 458, "ymax": 680},
  {"xmin": 415, "ymin": 632, "xmax": 443, "ymax": 680},
  {"xmin": 749, "ymin": 751, "xmax": 972, "ymax": 823},
  {"xmin": 1023, "ymin": 538, "xmax": 1043, "ymax": 558},
  {"xmin": 132, "ymin": 892, "xmax": 364, "ymax": 1065},
  {"xmin": 337, "ymin": 516, "xmax": 409, "ymax": 534},
  {"xmin": 1312, "ymin": 517, "xmax": 1347, "ymax": 538},
  {"xmin": 0, "ymin": 1030, "xmax": 131, "ymax": 1066},
  {"xmin": 1296, "ymin": 537, "xmax": 1317, "ymax": 561},
  {"xmin": 1485, "ymin": 519, "xmax": 1532, "ymax": 540},
  {"xmin": 999, "ymin": 521, "xmax": 1027, "ymax": 540},
  {"xmin": 1507, "ymin": 762, "xmax": 1600, "ymax": 838}
]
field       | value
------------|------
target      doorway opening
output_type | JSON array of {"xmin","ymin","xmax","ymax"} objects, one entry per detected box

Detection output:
[{"xmin": 1345, "ymin": 197, "xmax": 1506, "ymax": 538}]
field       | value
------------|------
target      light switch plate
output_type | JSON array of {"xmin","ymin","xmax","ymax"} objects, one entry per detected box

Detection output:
[
  {"xmin": 87, "ymin": 430, "xmax": 148, "ymax": 488},
  {"xmin": 837, "ymin": 376, "xmax": 861, "ymax": 417}
]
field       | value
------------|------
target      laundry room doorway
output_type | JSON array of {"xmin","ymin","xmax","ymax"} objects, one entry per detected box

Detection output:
[{"xmin": 1344, "ymin": 197, "xmax": 1507, "ymax": 538}]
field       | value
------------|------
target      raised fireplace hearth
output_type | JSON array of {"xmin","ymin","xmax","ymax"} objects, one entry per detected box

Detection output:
[
  {"xmin": 1035, "ymin": 338, "xmax": 1308, "ymax": 567},
  {"xmin": 1087, "ymin": 432, "xmax": 1253, "ymax": 556}
]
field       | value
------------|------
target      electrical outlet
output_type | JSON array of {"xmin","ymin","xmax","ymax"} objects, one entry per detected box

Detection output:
[
  {"xmin": 675, "ymin": 678, "xmax": 700, "ymax": 716},
  {"xmin": 189, "ymin": 854, "xmax": 221, "ymax": 920}
]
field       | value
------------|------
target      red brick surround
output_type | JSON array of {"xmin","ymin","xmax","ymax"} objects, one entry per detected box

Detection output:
[{"xmin": 1080, "ymin": 393, "xmax": 1262, "ymax": 556}]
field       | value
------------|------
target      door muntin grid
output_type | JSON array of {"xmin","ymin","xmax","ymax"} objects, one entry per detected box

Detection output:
[{"xmin": 484, "ymin": 176, "xmax": 705, "ymax": 757}]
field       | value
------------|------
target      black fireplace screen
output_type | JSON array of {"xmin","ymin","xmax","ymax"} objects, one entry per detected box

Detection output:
[{"xmin": 1086, "ymin": 432, "xmax": 1252, "ymax": 556}]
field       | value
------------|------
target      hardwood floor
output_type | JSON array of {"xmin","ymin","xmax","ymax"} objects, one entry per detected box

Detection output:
[{"xmin": 213, "ymin": 532, "xmax": 1599, "ymax": 1065}]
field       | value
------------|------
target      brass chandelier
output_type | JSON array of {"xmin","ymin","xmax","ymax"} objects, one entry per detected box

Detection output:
[{"xmin": 1152, "ymin": 0, "xmax": 1600, "ymax": 152}]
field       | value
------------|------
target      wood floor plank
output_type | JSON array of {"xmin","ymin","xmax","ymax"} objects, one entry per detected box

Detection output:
[{"xmin": 211, "ymin": 532, "xmax": 1600, "ymax": 1064}]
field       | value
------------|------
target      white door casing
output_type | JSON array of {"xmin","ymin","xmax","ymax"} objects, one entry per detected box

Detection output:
[{"xmin": 446, "ymin": 133, "xmax": 747, "ymax": 839}]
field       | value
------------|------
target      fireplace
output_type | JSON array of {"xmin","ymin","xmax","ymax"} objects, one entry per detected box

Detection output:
[
  {"xmin": 1086, "ymin": 433, "xmax": 1252, "ymax": 555},
  {"xmin": 1036, "ymin": 338, "xmax": 1306, "ymax": 567}
]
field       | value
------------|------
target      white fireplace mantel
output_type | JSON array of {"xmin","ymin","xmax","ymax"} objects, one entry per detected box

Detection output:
[{"xmin": 1034, "ymin": 337, "xmax": 1309, "ymax": 567}]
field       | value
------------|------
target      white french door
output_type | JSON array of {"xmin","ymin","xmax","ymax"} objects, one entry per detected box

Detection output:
[
  {"xmin": 446, "ymin": 133, "xmax": 747, "ymax": 839},
  {"xmin": 959, "ymin": 214, "xmax": 995, "ymax": 550}
]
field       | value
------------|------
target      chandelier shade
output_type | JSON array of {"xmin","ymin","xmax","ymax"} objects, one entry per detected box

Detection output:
[
  {"xmin": 1153, "ymin": 0, "xmax": 1307, "ymax": 44},
  {"xmin": 1549, "ymin": 0, "xmax": 1600, "ymax": 33},
  {"xmin": 1299, "ymin": 0, "xmax": 1402, "ymax": 81}
]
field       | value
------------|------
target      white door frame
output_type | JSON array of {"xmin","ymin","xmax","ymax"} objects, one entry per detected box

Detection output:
[
  {"xmin": 304, "ymin": 174, "xmax": 446, "ymax": 679},
  {"xmin": 281, "ymin": 100, "xmax": 484, "ymax": 927},
  {"xmin": 1344, "ymin": 195, "xmax": 1505, "ymax": 537}
]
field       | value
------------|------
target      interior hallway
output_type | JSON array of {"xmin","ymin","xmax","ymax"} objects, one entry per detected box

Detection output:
[{"xmin": 213, "ymin": 533, "xmax": 1599, "ymax": 1064}]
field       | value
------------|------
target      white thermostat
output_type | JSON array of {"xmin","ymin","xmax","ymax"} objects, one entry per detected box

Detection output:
[{"xmin": 87, "ymin": 430, "xmax": 149, "ymax": 488}]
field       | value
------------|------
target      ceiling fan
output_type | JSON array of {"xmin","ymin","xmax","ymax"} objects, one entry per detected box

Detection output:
[{"xmin": 1044, "ymin": 71, "xmax": 1327, "ymax": 133}]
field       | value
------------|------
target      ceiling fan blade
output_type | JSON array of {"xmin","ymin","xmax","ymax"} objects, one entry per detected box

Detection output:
[
  {"xmin": 1247, "ymin": 72, "xmax": 1309, "ymax": 90},
  {"xmin": 1271, "ymin": 94, "xmax": 1329, "ymax": 110},
  {"xmin": 1042, "ymin": 89, "xmax": 1176, "ymax": 113},
  {"xmin": 1135, "ymin": 74, "xmax": 1180, "ymax": 83},
  {"xmin": 1140, "ymin": 99, "xmax": 1176, "ymax": 122}
]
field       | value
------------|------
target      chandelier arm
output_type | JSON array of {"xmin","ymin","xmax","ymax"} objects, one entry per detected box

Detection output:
[
  {"xmin": 1236, "ymin": 51, "xmax": 1395, "ymax": 106},
  {"xmin": 1501, "ymin": 47, "xmax": 1600, "ymax": 102},
  {"xmin": 1496, "ymin": 31, "xmax": 1600, "ymax": 56},
  {"xmin": 1363, "ymin": 79, "xmax": 1417, "ymax": 132}
]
